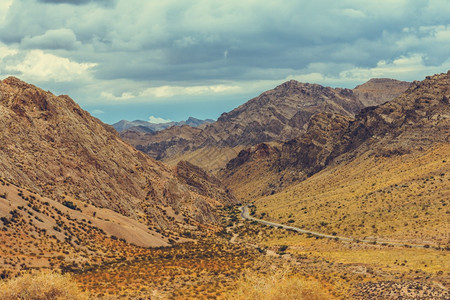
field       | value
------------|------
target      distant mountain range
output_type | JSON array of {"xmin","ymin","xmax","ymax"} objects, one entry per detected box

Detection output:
[
  {"xmin": 120, "ymin": 78, "xmax": 410, "ymax": 172},
  {"xmin": 112, "ymin": 116, "xmax": 215, "ymax": 133}
]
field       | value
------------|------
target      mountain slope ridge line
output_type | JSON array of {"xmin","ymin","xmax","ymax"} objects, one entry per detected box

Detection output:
[{"xmin": 120, "ymin": 78, "xmax": 410, "ymax": 172}]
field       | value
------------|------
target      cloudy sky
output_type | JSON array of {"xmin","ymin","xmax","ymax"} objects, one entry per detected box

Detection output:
[{"xmin": 1, "ymin": 0, "xmax": 449, "ymax": 124}]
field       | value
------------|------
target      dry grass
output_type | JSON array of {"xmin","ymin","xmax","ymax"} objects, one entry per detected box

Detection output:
[
  {"xmin": 0, "ymin": 272, "xmax": 87, "ymax": 300},
  {"xmin": 74, "ymin": 239, "xmax": 258, "ymax": 299},
  {"xmin": 227, "ymin": 205, "xmax": 449, "ymax": 299},
  {"xmin": 227, "ymin": 267, "xmax": 332, "ymax": 300},
  {"xmin": 253, "ymin": 144, "xmax": 450, "ymax": 245}
]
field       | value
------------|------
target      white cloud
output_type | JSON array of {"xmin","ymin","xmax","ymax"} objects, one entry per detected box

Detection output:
[
  {"xmin": 100, "ymin": 83, "xmax": 242, "ymax": 101},
  {"xmin": 0, "ymin": 42, "xmax": 17, "ymax": 60},
  {"xmin": 0, "ymin": 0, "xmax": 13, "ymax": 24},
  {"xmin": 92, "ymin": 109, "xmax": 104, "ymax": 114},
  {"xmin": 338, "ymin": 54, "xmax": 450, "ymax": 82},
  {"xmin": 282, "ymin": 53, "xmax": 450, "ymax": 88},
  {"xmin": 337, "ymin": 8, "xmax": 366, "ymax": 18},
  {"xmin": 4, "ymin": 49, "xmax": 96, "ymax": 82},
  {"xmin": 100, "ymin": 91, "xmax": 134, "ymax": 101},
  {"xmin": 140, "ymin": 84, "xmax": 241, "ymax": 98},
  {"xmin": 148, "ymin": 115, "xmax": 171, "ymax": 123}
]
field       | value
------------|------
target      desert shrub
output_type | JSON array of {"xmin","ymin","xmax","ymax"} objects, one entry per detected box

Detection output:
[
  {"xmin": 62, "ymin": 201, "xmax": 80, "ymax": 211},
  {"xmin": 278, "ymin": 245, "xmax": 288, "ymax": 252},
  {"xmin": 227, "ymin": 268, "xmax": 330, "ymax": 300},
  {"xmin": 0, "ymin": 272, "xmax": 88, "ymax": 300}
]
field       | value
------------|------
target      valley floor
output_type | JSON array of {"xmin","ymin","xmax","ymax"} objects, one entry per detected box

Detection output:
[
  {"xmin": 227, "ymin": 205, "xmax": 449, "ymax": 299},
  {"xmin": 1, "ymin": 201, "xmax": 448, "ymax": 299}
]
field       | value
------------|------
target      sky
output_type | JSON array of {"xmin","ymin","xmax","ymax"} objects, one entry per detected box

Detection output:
[{"xmin": 0, "ymin": 0, "xmax": 449, "ymax": 124}]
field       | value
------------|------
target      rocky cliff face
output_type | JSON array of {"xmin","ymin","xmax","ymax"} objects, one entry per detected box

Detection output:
[
  {"xmin": 0, "ymin": 77, "xmax": 234, "ymax": 229},
  {"xmin": 209, "ymin": 80, "xmax": 362, "ymax": 146},
  {"xmin": 121, "ymin": 79, "xmax": 409, "ymax": 172},
  {"xmin": 330, "ymin": 72, "xmax": 449, "ymax": 162}
]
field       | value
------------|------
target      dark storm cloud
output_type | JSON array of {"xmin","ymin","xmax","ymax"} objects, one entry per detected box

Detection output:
[{"xmin": 1, "ymin": 0, "xmax": 450, "ymax": 114}]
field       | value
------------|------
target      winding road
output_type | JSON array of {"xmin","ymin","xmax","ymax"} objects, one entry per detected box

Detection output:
[{"xmin": 239, "ymin": 205, "xmax": 428, "ymax": 248}]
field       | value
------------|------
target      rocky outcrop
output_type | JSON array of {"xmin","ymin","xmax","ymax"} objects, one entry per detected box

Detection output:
[
  {"xmin": 330, "ymin": 71, "xmax": 449, "ymax": 163},
  {"xmin": 353, "ymin": 78, "xmax": 411, "ymax": 107},
  {"xmin": 277, "ymin": 112, "xmax": 353, "ymax": 175},
  {"xmin": 175, "ymin": 161, "xmax": 237, "ymax": 205},
  {"xmin": 123, "ymin": 125, "xmax": 204, "ymax": 160}
]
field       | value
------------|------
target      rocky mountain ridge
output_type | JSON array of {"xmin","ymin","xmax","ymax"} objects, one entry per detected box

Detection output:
[
  {"xmin": 221, "ymin": 72, "xmax": 449, "ymax": 200},
  {"xmin": 330, "ymin": 73, "xmax": 449, "ymax": 162},
  {"xmin": 121, "ymin": 78, "xmax": 410, "ymax": 171}
]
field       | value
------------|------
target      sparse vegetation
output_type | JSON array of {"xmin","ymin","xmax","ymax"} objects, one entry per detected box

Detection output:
[
  {"xmin": 0, "ymin": 272, "xmax": 87, "ymax": 300},
  {"xmin": 227, "ymin": 268, "xmax": 331, "ymax": 300},
  {"xmin": 62, "ymin": 201, "xmax": 80, "ymax": 211},
  {"xmin": 253, "ymin": 144, "xmax": 450, "ymax": 245}
]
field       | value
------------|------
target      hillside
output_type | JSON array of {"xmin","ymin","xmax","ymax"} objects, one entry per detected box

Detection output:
[
  {"xmin": 0, "ymin": 77, "xmax": 235, "ymax": 231},
  {"xmin": 221, "ymin": 112, "xmax": 353, "ymax": 199},
  {"xmin": 248, "ymin": 71, "xmax": 450, "ymax": 245},
  {"xmin": 330, "ymin": 73, "xmax": 449, "ymax": 161},
  {"xmin": 0, "ymin": 177, "xmax": 260, "ymax": 298}
]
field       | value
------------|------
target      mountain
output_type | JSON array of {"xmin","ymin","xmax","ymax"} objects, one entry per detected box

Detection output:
[
  {"xmin": 221, "ymin": 112, "xmax": 353, "ymax": 199},
  {"xmin": 330, "ymin": 73, "xmax": 449, "ymax": 161},
  {"xmin": 121, "ymin": 79, "xmax": 409, "ymax": 172},
  {"xmin": 0, "ymin": 77, "xmax": 235, "ymax": 232},
  {"xmin": 222, "ymin": 72, "xmax": 448, "ymax": 201},
  {"xmin": 228, "ymin": 71, "xmax": 449, "ymax": 245},
  {"xmin": 353, "ymin": 78, "xmax": 411, "ymax": 107},
  {"xmin": 112, "ymin": 116, "xmax": 214, "ymax": 132}
]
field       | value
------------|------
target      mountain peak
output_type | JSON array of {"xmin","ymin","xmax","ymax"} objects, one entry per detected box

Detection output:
[
  {"xmin": 275, "ymin": 79, "xmax": 317, "ymax": 91},
  {"xmin": 2, "ymin": 76, "xmax": 27, "ymax": 86}
]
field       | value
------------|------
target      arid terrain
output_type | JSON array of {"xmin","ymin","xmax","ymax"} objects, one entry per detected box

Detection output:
[{"xmin": 0, "ymin": 72, "xmax": 448, "ymax": 299}]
